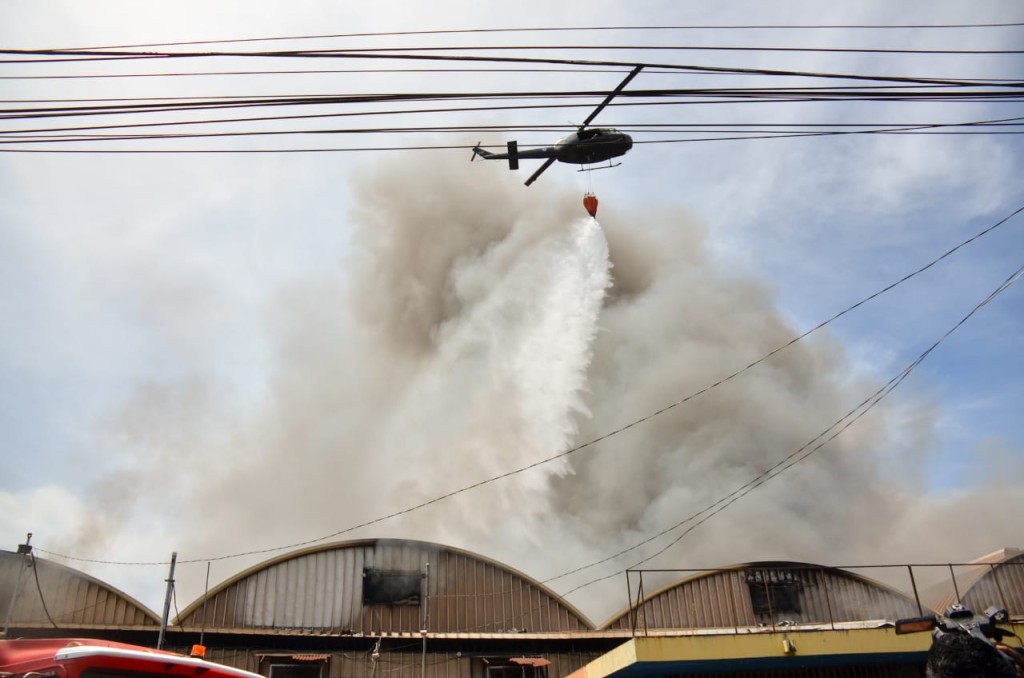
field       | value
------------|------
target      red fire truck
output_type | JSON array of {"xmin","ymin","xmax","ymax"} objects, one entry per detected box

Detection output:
[{"xmin": 0, "ymin": 639, "xmax": 263, "ymax": 678}]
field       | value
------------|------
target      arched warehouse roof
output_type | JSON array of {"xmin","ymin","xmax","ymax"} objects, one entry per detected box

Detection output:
[
  {"xmin": 175, "ymin": 539, "xmax": 593, "ymax": 634},
  {"xmin": 600, "ymin": 561, "xmax": 926, "ymax": 630},
  {"xmin": 0, "ymin": 549, "xmax": 160, "ymax": 629},
  {"xmin": 929, "ymin": 549, "xmax": 1024, "ymax": 619}
]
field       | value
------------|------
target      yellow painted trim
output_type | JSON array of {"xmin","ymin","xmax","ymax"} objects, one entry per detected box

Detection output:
[
  {"xmin": 633, "ymin": 628, "xmax": 931, "ymax": 662},
  {"xmin": 566, "ymin": 641, "xmax": 638, "ymax": 678},
  {"xmin": 567, "ymin": 626, "xmax": 953, "ymax": 678}
]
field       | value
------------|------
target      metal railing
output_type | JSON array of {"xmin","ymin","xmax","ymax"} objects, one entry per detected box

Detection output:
[{"xmin": 622, "ymin": 561, "xmax": 1024, "ymax": 636}]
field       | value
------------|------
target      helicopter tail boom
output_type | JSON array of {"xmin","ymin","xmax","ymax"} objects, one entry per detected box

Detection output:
[{"xmin": 471, "ymin": 141, "xmax": 519, "ymax": 170}]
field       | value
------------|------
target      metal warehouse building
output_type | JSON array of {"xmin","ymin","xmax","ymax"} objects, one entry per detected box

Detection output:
[
  {"xmin": 3, "ymin": 540, "xmax": 1023, "ymax": 678},
  {"xmin": 0, "ymin": 548, "xmax": 159, "ymax": 639}
]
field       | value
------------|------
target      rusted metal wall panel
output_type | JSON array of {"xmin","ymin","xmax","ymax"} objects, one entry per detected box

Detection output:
[
  {"xmin": 605, "ymin": 564, "xmax": 923, "ymax": 631},
  {"xmin": 176, "ymin": 540, "xmax": 592, "ymax": 633},
  {"xmin": 0, "ymin": 550, "xmax": 160, "ymax": 627}
]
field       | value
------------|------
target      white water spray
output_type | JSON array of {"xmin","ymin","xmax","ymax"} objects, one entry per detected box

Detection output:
[{"xmin": 380, "ymin": 216, "xmax": 612, "ymax": 544}]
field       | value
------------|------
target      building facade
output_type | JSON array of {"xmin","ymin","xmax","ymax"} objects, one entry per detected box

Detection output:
[{"xmin": 4, "ymin": 541, "xmax": 1023, "ymax": 678}]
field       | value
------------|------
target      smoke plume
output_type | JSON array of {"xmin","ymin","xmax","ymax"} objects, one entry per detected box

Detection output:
[{"xmin": 66, "ymin": 153, "xmax": 1019, "ymax": 623}]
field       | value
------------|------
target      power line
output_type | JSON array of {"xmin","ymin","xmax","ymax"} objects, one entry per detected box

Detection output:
[
  {"xmin": 53, "ymin": 22, "xmax": 1024, "ymax": 52},
  {"xmin": 3, "ymin": 117, "xmax": 1020, "ymax": 150},
  {"xmin": 34, "ymin": 203, "xmax": 1024, "ymax": 568},
  {"xmin": 0, "ymin": 80, "xmax": 1018, "ymax": 151},
  {"xmin": 0, "ymin": 67, "xmax": 653, "ymax": 81},
  {"xmin": 1, "ymin": 48, "xmax": 1017, "ymax": 90},
  {"xmin": 3, "ymin": 118, "xmax": 1022, "ymax": 135},
  {"xmin": 3, "ymin": 103, "xmax": 1019, "ymax": 139},
  {"xmin": 5, "ymin": 92, "xmax": 1020, "ymax": 134},
  {"xmin": 4, "ymin": 123, "xmax": 1021, "ymax": 153},
  {"xmin": 2, "ymin": 89, "xmax": 1018, "ymax": 128},
  {"xmin": 5, "ymin": 81, "xmax": 1007, "ymax": 105},
  {"xmin": 3, "ymin": 84, "xmax": 1018, "ymax": 109},
  {"xmin": 14, "ymin": 44, "xmax": 1024, "ymax": 59},
  {"xmin": 554, "ymin": 261, "xmax": 1024, "ymax": 598},
  {"xmin": 3, "ymin": 68, "xmax": 1018, "ymax": 83}
]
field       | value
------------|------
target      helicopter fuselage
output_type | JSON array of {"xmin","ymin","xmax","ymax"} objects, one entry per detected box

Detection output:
[
  {"xmin": 551, "ymin": 128, "xmax": 633, "ymax": 164},
  {"xmin": 470, "ymin": 65, "xmax": 643, "ymax": 186},
  {"xmin": 470, "ymin": 128, "xmax": 634, "ymax": 184}
]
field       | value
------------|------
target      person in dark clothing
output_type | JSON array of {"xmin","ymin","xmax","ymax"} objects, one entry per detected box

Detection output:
[{"xmin": 926, "ymin": 632, "xmax": 1022, "ymax": 678}]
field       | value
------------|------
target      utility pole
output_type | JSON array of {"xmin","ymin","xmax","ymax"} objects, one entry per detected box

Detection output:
[
  {"xmin": 157, "ymin": 552, "xmax": 177, "ymax": 650},
  {"xmin": 420, "ymin": 562, "xmax": 430, "ymax": 678}
]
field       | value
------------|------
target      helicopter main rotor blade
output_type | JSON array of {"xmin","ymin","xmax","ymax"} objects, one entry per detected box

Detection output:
[
  {"xmin": 524, "ymin": 157, "xmax": 557, "ymax": 186},
  {"xmin": 579, "ymin": 65, "xmax": 643, "ymax": 129}
]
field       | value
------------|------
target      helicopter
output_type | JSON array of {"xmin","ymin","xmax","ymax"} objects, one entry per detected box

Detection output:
[{"xmin": 471, "ymin": 66, "xmax": 643, "ymax": 186}]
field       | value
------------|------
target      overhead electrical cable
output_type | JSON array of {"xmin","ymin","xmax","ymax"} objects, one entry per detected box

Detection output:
[
  {"xmin": 13, "ymin": 44, "xmax": 1024, "ymax": 57},
  {"xmin": 4, "ymin": 116, "xmax": 1019, "ymax": 148},
  {"xmin": 4, "ymin": 119, "xmax": 1021, "ymax": 134},
  {"xmin": 4, "ymin": 68, "xmax": 1018, "ymax": 83},
  {"xmin": 54, "ymin": 22, "xmax": 1024, "ymax": 52},
  {"xmin": 4, "ymin": 83, "xmax": 1018, "ymax": 108},
  {"xmin": 2, "ymin": 86, "xmax": 1018, "ymax": 123},
  {"xmin": 3, "ymin": 94, "xmax": 1015, "ymax": 141},
  {"xmin": 462, "ymin": 255, "xmax": 1024, "ymax": 625},
  {"xmin": 1, "ymin": 77, "xmax": 1019, "ymax": 152},
  {"xmin": 3, "ymin": 104, "xmax": 1019, "ymax": 140},
  {"xmin": 8, "ymin": 132, "xmax": 1024, "ymax": 154},
  {"xmin": 5, "ymin": 81, "xmax": 1011, "ymax": 105},
  {"xmin": 2, "ymin": 48, "xmax": 1019, "ymax": 90},
  {"xmin": 6, "ymin": 93, "xmax": 1021, "ymax": 132},
  {"xmin": 552, "ymin": 261, "xmax": 1024, "ymax": 597},
  {"xmin": 33, "ymin": 203, "xmax": 1024, "ymax": 567},
  {"xmin": 0, "ymin": 67, "xmax": 670, "ymax": 81}
]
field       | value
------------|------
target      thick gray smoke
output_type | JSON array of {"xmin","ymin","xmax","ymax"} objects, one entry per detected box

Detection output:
[{"xmin": 67, "ymin": 153, "xmax": 1018, "ymax": 623}]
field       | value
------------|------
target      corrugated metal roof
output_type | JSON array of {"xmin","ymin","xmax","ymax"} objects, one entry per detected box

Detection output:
[
  {"xmin": 0, "ymin": 550, "xmax": 161, "ymax": 628},
  {"xmin": 600, "ymin": 562, "xmax": 924, "ymax": 631},
  {"xmin": 174, "ymin": 539, "xmax": 593, "ymax": 633},
  {"xmin": 927, "ymin": 552, "xmax": 1024, "ymax": 618}
]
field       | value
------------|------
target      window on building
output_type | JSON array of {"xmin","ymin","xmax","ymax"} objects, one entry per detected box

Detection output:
[
  {"xmin": 474, "ymin": 657, "xmax": 549, "ymax": 678},
  {"xmin": 267, "ymin": 663, "xmax": 324, "ymax": 678},
  {"xmin": 745, "ymin": 569, "xmax": 802, "ymax": 616},
  {"xmin": 362, "ymin": 567, "xmax": 423, "ymax": 605}
]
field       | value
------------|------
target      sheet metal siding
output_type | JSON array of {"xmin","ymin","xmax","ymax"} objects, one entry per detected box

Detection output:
[
  {"xmin": 179, "ymin": 541, "xmax": 589, "ymax": 633},
  {"xmin": 607, "ymin": 568, "xmax": 922, "ymax": 630},
  {"xmin": 959, "ymin": 558, "xmax": 1024, "ymax": 618},
  {"xmin": 0, "ymin": 551, "xmax": 158, "ymax": 627}
]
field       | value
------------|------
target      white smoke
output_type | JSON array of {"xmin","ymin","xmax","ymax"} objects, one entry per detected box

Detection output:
[
  {"xmin": 364, "ymin": 211, "xmax": 612, "ymax": 545},
  {"xmin": 48, "ymin": 154, "xmax": 1019, "ymax": 624}
]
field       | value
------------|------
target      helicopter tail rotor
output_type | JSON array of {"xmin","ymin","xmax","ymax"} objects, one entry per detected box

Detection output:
[{"xmin": 506, "ymin": 140, "xmax": 519, "ymax": 170}]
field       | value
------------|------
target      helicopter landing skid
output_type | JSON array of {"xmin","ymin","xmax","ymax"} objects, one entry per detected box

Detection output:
[{"xmin": 578, "ymin": 161, "xmax": 622, "ymax": 173}]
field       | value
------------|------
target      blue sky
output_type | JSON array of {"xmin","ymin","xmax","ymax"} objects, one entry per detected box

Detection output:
[{"xmin": 1, "ymin": 0, "xmax": 1022, "ymax": 619}]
